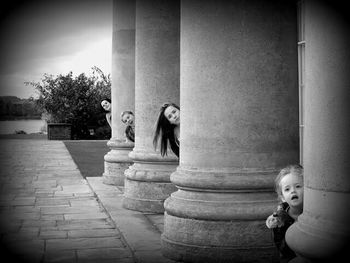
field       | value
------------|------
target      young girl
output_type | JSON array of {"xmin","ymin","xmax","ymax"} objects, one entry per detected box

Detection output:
[
  {"xmin": 121, "ymin": 110, "xmax": 135, "ymax": 142},
  {"xmin": 266, "ymin": 164, "xmax": 304, "ymax": 263},
  {"xmin": 100, "ymin": 98, "xmax": 112, "ymax": 128},
  {"xmin": 153, "ymin": 102, "xmax": 180, "ymax": 157}
]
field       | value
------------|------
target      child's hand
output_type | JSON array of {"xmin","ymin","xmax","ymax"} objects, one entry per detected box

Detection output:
[{"xmin": 266, "ymin": 213, "xmax": 282, "ymax": 228}]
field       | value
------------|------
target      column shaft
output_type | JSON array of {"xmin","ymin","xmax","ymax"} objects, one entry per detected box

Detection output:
[
  {"xmin": 103, "ymin": 0, "xmax": 135, "ymax": 186},
  {"xmin": 122, "ymin": 0, "xmax": 180, "ymax": 213},
  {"xmin": 162, "ymin": 0, "xmax": 299, "ymax": 262},
  {"xmin": 286, "ymin": 1, "xmax": 350, "ymax": 260}
]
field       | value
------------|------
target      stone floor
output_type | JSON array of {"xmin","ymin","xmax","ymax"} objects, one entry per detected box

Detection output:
[{"xmin": 0, "ymin": 139, "xmax": 175, "ymax": 263}]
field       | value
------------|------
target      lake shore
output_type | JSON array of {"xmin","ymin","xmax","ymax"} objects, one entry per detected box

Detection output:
[
  {"xmin": 0, "ymin": 133, "xmax": 47, "ymax": 140},
  {"xmin": 0, "ymin": 115, "xmax": 42, "ymax": 121},
  {"xmin": 0, "ymin": 119, "xmax": 46, "ymax": 135}
]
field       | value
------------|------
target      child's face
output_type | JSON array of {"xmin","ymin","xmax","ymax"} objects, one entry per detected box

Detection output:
[
  {"xmin": 101, "ymin": 100, "xmax": 111, "ymax": 112},
  {"xmin": 164, "ymin": 105, "xmax": 180, "ymax": 125},
  {"xmin": 122, "ymin": 113, "xmax": 134, "ymax": 126},
  {"xmin": 280, "ymin": 173, "xmax": 304, "ymax": 209}
]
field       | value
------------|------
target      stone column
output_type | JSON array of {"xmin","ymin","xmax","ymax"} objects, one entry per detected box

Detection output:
[
  {"xmin": 162, "ymin": 1, "xmax": 299, "ymax": 262},
  {"xmin": 286, "ymin": 1, "xmax": 350, "ymax": 260},
  {"xmin": 122, "ymin": 0, "xmax": 180, "ymax": 213},
  {"xmin": 103, "ymin": 0, "xmax": 135, "ymax": 186}
]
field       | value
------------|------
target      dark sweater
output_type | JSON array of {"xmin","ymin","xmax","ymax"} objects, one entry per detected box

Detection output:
[
  {"xmin": 125, "ymin": 125, "xmax": 134, "ymax": 142},
  {"xmin": 272, "ymin": 202, "xmax": 297, "ymax": 262}
]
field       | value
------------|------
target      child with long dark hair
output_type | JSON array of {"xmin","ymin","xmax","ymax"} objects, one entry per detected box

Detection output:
[
  {"xmin": 153, "ymin": 102, "xmax": 180, "ymax": 157},
  {"xmin": 100, "ymin": 98, "xmax": 112, "ymax": 127}
]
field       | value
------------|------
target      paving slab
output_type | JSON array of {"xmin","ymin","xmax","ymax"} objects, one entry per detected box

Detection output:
[
  {"xmin": 0, "ymin": 139, "xmax": 177, "ymax": 263},
  {"xmin": 86, "ymin": 177, "xmax": 176, "ymax": 263},
  {"xmin": 0, "ymin": 140, "xmax": 136, "ymax": 263}
]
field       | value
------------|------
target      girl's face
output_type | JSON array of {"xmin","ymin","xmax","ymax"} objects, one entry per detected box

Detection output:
[
  {"xmin": 164, "ymin": 105, "xmax": 180, "ymax": 125},
  {"xmin": 280, "ymin": 173, "xmax": 304, "ymax": 209},
  {"xmin": 122, "ymin": 113, "xmax": 134, "ymax": 126},
  {"xmin": 101, "ymin": 100, "xmax": 111, "ymax": 112}
]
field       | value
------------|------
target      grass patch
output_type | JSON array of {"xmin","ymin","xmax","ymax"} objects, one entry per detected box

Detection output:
[
  {"xmin": 0, "ymin": 135, "xmax": 109, "ymax": 179},
  {"xmin": 63, "ymin": 140, "xmax": 109, "ymax": 178}
]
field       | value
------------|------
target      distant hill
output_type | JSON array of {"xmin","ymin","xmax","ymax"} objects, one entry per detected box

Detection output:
[
  {"xmin": 0, "ymin": 96, "xmax": 22, "ymax": 102},
  {"xmin": 0, "ymin": 96, "xmax": 42, "ymax": 120}
]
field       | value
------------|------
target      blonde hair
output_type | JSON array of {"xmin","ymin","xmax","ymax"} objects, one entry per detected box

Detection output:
[
  {"xmin": 275, "ymin": 164, "xmax": 303, "ymax": 199},
  {"xmin": 120, "ymin": 111, "xmax": 134, "ymax": 123}
]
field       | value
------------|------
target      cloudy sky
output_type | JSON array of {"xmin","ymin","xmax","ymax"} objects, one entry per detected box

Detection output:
[{"xmin": 0, "ymin": 0, "xmax": 112, "ymax": 99}]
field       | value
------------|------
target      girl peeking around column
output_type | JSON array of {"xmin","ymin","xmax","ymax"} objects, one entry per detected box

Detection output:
[
  {"xmin": 153, "ymin": 102, "xmax": 180, "ymax": 157},
  {"xmin": 266, "ymin": 164, "xmax": 304, "ymax": 263},
  {"xmin": 100, "ymin": 98, "xmax": 112, "ymax": 128},
  {"xmin": 121, "ymin": 110, "xmax": 135, "ymax": 143}
]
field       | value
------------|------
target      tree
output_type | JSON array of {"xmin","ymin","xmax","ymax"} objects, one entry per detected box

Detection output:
[{"xmin": 25, "ymin": 67, "xmax": 111, "ymax": 139}]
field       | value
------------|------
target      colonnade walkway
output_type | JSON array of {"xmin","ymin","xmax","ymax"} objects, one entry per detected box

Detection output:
[{"xmin": 0, "ymin": 139, "xmax": 175, "ymax": 263}]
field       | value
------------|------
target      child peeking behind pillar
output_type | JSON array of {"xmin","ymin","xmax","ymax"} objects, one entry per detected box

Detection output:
[
  {"xmin": 266, "ymin": 164, "xmax": 304, "ymax": 263},
  {"xmin": 100, "ymin": 98, "xmax": 112, "ymax": 128},
  {"xmin": 153, "ymin": 102, "xmax": 180, "ymax": 157},
  {"xmin": 121, "ymin": 111, "xmax": 135, "ymax": 143}
]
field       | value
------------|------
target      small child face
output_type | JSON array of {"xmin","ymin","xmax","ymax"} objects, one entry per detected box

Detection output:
[
  {"xmin": 101, "ymin": 100, "xmax": 111, "ymax": 112},
  {"xmin": 164, "ymin": 105, "xmax": 180, "ymax": 125},
  {"xmin": 280, "ymin": 173, "xmax": 304, "ymax": 209},
  {"xmin": 122, "ymin": 113, "xmax": 134, "ymax": 126}
]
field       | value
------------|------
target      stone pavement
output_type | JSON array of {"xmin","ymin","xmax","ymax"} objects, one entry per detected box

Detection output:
[{"xmin": 0, "ymin": 139, "xmax": 175, "ymax": 263}]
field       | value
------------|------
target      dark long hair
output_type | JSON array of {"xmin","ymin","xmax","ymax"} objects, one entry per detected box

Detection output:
[
  {"xmin": 100, "ymin": 98, "xmax": 111, "ymax": 113},
  {"xmin": 153, "ymin": 102, "xmax": 179, "ymax": 157}
]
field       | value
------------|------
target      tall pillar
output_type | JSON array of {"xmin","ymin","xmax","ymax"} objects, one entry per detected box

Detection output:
[
  {"xmin": 286, "ymin": 1, "xmax": 350, "ymax": 260},
  {"xmin": 122, "ymin": 0, "xmax": 180, "ymax": 213},
  {"xmin": 162, "ymin": 1, "xmax": 299, "ymax": 262},
  {"xmin": 103, "ymin": 0, "xmax": 135, "ymax": 186}
]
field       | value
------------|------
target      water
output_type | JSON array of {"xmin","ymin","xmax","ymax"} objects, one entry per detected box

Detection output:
[{"xmin": 0, "ymin": 120, "xmax": 47, "ymax": 135}]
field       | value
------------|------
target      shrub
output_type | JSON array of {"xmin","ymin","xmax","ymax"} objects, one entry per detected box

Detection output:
[
  {"xmin": 15, "ymin": 130, "xmax": 27, "ymax": 134},
  {"xmin": 25, "ymin": 67, "xmax": 111, "ymax": 139}
]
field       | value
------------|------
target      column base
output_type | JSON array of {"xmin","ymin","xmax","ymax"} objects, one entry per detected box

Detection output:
[
  {"xmin": 122, "ymin": 165, "xmax": 177, "ymax": 213},
  {"xmin": 122, "ymin": 181, "xmax": 170, "ymax": 213},
  {"xmin": 102, "ymin": 139, "xmax": 134, "ymax": 186},
  {"xmin": 122, "ymin": 151, "xmax": 178, "ymax": 213},
  {"xmin": 286, "ymin": 188, "xmax": 350, "ymax": 261},
  {"xmin": 102, "ymin": 162, "xmax": 132, "ymax": 186},
  {"xmin": 162, "ymin": 167, "xmax": 280, "ymax": 262},
  {"xmin": 162, "ymin": 213, "xmax": 279, "ymax": 263}
]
